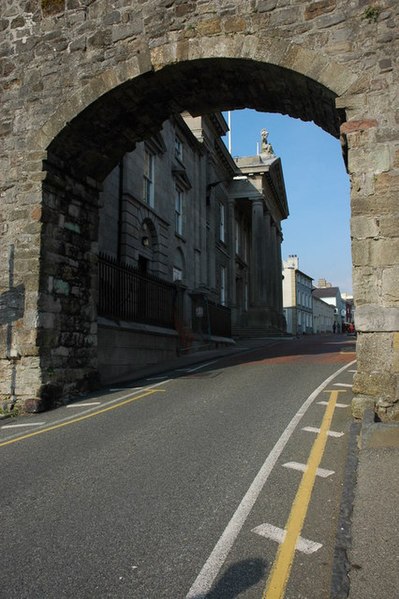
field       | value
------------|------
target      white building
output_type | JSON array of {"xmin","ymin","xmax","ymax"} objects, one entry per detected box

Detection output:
[
  {"xmin": 312, "ymin": 285, "xmax": 345, "ymax": 332},
  {"xmin": 312, "ymin": 295, "xmax": 335, "ymax": 333},
  {"xmin": 282, "ymin": 255, "xmax": 313, "ymax": 335}
]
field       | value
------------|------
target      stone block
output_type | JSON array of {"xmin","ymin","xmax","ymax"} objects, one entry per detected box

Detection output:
[
  {"xmin": 223, "ymin": 16, "xmax": 246, "ymax": 33},
  {"xmin": 196, "ymin": 17, "xmax": 222, "ymax": 35},
  {"xmin": 351, "ymin": 395, "xmax": 375, "ymax": 419},
  {"xmin": 382, "ymin": 267, "xmax": 399, "ymax": 306},
  {"xmin": 378, "ymin": 215, "xmax": 399, "ymax": 238},
  {"xmin": 353, "ymin": 370, "xmax": 397, "ymax": 415},
  {"xmin": 304, "ymin": 0, "xmax": 336, "ymax": 20},
  {"xmin": 356, "ymin": 332, "xmax": 395, "ymax": 377},
  {"xmin": 350, "ymin": 215, "xmax": 379, "ymax": 239},
  {"xmin": 355, "ymin": 305, "xmax": 399, "ymax": 333}
]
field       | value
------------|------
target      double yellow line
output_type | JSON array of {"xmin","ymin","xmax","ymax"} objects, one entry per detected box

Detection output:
[
  {"xmin": 0, "ymin": 388, "xmax": 163, "ymax": 448},
  {"xmin": 263, "ymin": 389, "xmax": 345, "ymax": 599}
]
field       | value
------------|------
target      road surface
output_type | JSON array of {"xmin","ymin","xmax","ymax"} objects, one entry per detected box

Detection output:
[{"xmin": 0, "ymin": 335, "xmax": 356, "ymax": 598}]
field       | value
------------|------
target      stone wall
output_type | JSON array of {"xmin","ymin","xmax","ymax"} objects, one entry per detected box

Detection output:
[{"xmin": 0, "ymin": 0, "xmax": 398, "ymax": 418}]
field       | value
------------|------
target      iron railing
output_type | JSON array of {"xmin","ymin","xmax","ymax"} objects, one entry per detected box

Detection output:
[{"xmin": 98, "ymin": 253, "xmax": 177, "ymax": 329}]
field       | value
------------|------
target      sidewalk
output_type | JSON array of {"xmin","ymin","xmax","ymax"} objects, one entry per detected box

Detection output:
[{"xmin": 347, "ymin": 412, "xmax": 399, "ymax": 599}]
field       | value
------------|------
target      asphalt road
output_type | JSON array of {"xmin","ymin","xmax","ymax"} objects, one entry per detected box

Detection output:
[{"xmin": 0, "ymin": 335, "xmax": 356, "ymax": 598}]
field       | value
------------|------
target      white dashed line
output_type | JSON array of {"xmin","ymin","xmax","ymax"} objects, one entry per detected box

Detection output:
[
  {"xmin": 282, "ymin": 461, "xmax": 335, "ymax": 478},
  {"xmin": 252, "ymin": 523, "xmax": 323, "ymax": 554},
  {"xmin": 317, "ymin": 400, "xmax": 349, "ymax": 408},
  {"xmin": 1, "ymin": 422, "xmax": 46, "ymax": 429},
  {"xmin": 302, "ymin": 426, "xmax": 344, "ymax": 438},
  {"xmin": 333, "ymin": 383, "xmax": 352, "ymax": 388}
]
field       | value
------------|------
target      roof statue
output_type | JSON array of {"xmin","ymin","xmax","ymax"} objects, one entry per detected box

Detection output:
[{"xmin": 260, "ymin": 129, "xmax": 275, "ymax": 156}]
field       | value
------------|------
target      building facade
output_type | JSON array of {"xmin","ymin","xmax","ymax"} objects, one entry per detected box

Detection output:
[
  {"xmin": 282, "ymin": 255, "xmax": 313, "ymax": 335},
  {"xmin": 312, "ymin": 296, "xmax": 335, "ymax": 334},
  {"xmin": 313, "ymin": 283, "xmax": 345, "ymax": 333},
  {"xmin": 98, "ymin": 115, "xmax": 289, "ymax": 382}
]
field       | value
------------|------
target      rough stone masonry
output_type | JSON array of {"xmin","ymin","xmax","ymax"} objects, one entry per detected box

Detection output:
[{"xmin": 0, "ymin": 0, "xmax": 398, "ymax": 420}]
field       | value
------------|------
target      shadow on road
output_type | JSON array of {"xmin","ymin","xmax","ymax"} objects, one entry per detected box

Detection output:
[{"xmin": 191, "ymin": 557, "xmax": 268, "ymax": 599}]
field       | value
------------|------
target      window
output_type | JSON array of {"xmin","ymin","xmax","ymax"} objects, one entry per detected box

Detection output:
[
  {"xmin": 173, "ymin": 267, "xmax": 182, "ymax": 282},
  {"xmin": 220, "ymin": 266, "xmax": 226, "ymax": 306},
  {"xmin": 173, "ymin": 248, "xmax": 184, "ymax": 282},
  {"xmin": 175, "ymin": 186, "xmax": 183, "ymax": 236},
  {"xmin": 235, "ymin": 219, "xmax": 240, "ymax": 255},
  {"xmin": 219, "ymin": 202, "xmax": 225, "ymax": 242},
  {"xmin": 175, "ymin": 136, "xmax": 183, "ymax": 162},
  {"xmin": 143, "ymin": 149, "xmax": 155, "ymax": 207}
]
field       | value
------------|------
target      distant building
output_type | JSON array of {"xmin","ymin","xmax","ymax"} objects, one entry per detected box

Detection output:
[
  {"xmin": 312, "ymin": 295, "xmax": 335, "ymax": 333},
  {"xmin": 282, "ymin": 255, "xmax": 313, "ymax": 335},
  {"xmin": 342, "ymin": 293, "xmax": 355, "ymax": 331},
  {"xmin": 312, "ymin": 286, "xmax": 345, "ymax": 332}
]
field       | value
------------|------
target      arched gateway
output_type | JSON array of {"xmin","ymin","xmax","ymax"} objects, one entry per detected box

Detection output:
[{"xmin": 0, "ymin": 1, "xmax": 398, "ymax": 420}]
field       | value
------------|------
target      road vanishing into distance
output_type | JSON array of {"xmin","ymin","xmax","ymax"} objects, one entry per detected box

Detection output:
[{"xmin": 1, "ymin": 335, "xmax": 357, "ymax": 599}]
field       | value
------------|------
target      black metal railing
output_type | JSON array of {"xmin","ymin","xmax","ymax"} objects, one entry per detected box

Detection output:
[{"xmin": 98, "ymin": 253, "xmax": 177, "ymax": 329}]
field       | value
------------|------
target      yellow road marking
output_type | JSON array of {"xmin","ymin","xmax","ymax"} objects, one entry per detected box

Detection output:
[
  {"xmin": 0, "ymin": 389, "xmax": 164, "ymax": 448},
  {"xmin": 262, "ymin": 390, "xmax": 339, "ymax": 599}
]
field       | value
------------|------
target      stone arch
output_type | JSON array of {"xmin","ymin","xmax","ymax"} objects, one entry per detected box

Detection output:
[
  {"xmin": 35, "ymin": 47, "xmax": 361, "ymax": 180},
  {"xmin": 1, "ymin": 3, "xmax": 397, "ymax": 419}
]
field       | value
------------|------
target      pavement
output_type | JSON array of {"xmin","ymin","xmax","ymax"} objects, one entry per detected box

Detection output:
[{"xmin": 97, "ymin": 334, "xmax": 399, "ymax": 599}]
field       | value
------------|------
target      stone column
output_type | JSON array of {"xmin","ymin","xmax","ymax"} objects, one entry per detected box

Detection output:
[
  {"xmin": 275, "ymin": 227, "xmax": 284, "ymax": 315},
  {"xmin": 270, "ymin": 222, "xmax": 278, "ymax": 312},
  {"xmin": 227, "ymin": 198, "xmax": 236, "ymax": 308},
  {"xmin": 250, "ymin": 200, "xmax": 273, "ymax": 307}
]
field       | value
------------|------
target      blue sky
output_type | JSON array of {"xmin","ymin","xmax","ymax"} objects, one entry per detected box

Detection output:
[{"xmin": 223, "ymin": 109, "xmax": 352, "ymax": 294}]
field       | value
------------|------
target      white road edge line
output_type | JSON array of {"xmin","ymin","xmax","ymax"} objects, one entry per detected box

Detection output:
[
  {"xmin": 282, "ymin": 461, "xmax": 335, "ymax": 478},
  {"xmin": 66, "ymin": 402, "xmax": 101, "ymax": 408},
  {"xmin": 185, "ymin": 358, "xmax": 356, "ymax": 599},
  {"xmin": 109, "ymin": 387, "xmax": 143, "ymax": 392},
  {"xmin": 185, "ymin": 360, "xmax": 219, "ymax": 373},
  {"xmin": 252, "ymin": 523, "xmax": 323, "ymax": 554}
]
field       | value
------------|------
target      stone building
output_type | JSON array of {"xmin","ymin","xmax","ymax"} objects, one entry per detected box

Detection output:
[
  {"xmin": 282, "ymin": 255, "xmax": 313, "ymax": 335},
  {"xmin": 97, "ymin": 113, "xmax": 288, "ymax": 382}
]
